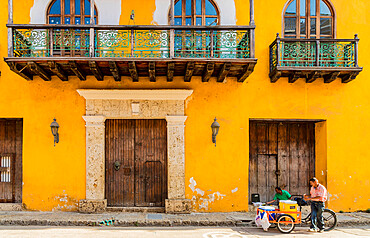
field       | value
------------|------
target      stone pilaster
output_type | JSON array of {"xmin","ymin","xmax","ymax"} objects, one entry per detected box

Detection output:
[
  {"xmin": 79, "ymin": 116, "xmax": 107, "ymax": 213},
  {"xmin": 165, "ymin": 116, "xmax": 191, "ymax": 213}
]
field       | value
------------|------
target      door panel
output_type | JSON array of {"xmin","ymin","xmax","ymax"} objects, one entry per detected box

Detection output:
[
  {"xmin": 249, "ymin": 121, "xmax": 315, "ymax": 203},
  {"xmin": 135, "ymin": 120, "xmax": 167, "ymax": 207},
  {"xmin": 0, "ymin": 119, "xmax": 23, "ymax": 203},
  {"xmin": 105, "ymin": 119, "xmax": 167, "ymax": 207}
]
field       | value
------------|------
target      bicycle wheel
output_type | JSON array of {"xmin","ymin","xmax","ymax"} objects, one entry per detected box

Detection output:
[
  {"xmin": 323, "ymin": 209, "xmax": 337, "ymax": 231},
  {"xmin": 277, "ymin": 214, "xmax": 295, "ymax": 233}
]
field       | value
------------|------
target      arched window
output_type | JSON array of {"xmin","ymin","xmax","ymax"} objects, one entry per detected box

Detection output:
[
  {"xmin": 283, "ymin": 0, "xmax": 334, "ymax": 38},
  {"xmin": 171, "ymin": 0, "xmax": 220, "ymax": 26},
  {"xmin": 47, "ymin": 0, "xmax": 98, "ymax": 24}
]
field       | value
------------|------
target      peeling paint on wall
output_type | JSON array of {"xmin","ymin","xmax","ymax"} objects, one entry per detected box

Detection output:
[
  {"xmin": 51, "ymin": 191, "xmax": 78, "ymax": 211},
  {"xmin": 189, "ymin": 177, "xmax": 226, "ymax": 211},
  {"xmin": 231, "ymin": 187, "xmax": 238, "ymax": 193}
]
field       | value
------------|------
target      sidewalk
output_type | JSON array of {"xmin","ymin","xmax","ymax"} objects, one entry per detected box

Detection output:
[{"xmin": 0, "ymin": 211, "xmax": 369, "ymax": 227}]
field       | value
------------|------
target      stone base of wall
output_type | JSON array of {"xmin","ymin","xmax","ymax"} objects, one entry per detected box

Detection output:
[
  {"xmin": 165, "ymin": 199, "xmax": 192, "ymax": 214},
  {"xmin": 0, "ymin": 203, "xmax": 23, "ymax": 211},
  {"xmin": 78, "ymin": 199, "xmax": 107, "ymax": 213}
]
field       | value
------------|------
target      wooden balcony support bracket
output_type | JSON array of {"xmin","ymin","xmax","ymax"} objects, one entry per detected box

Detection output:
[
  {"xmin": 49, "ymin": 61, "xmax": 68, "ymax": 81},
  {"xmin": 341, "ymin": 71, "xmax": 360, "ymax": 84},
  {"xmin": 167, "ymin": 62, "xmax": 175, "ymax": 82},
  {"xmin": 237, "ymin": 63, "xmax": 255, "ymax": 82},
  {"xmin": 109, "ymin": 61, "xmax": 121, "ymax": 81},
  {"xmin": 288, "ymin": 71, "xmax": 301, "ymax": 83},
  {"xmin": 6, "ymin": 61, "xmax": 32, "ymax": 81},
  {"xmin": 185, "ymin": 62, "xmax": 195, "ymax": 82},
  {"xmin": 27, "ymin": 62, "xmax": 51, "ymax": 81},
  {"xmin": 306, "ymin": 71, "xmax": 320, "ymax": 83},
  {"xmin": 270, "ymin": 70, "xmax": 281, "ymax": 83},
  {"xmin": 217, "ymin": 62, "xmax": 231, "ymax": 83},
  {"xmin": 128, "ymin": 61, "xmax": 139, "ymax": 82},
  {"xmin": 324, "ymin": 71, "xmax": 340, "ymax": 83},
  {"xmin": 69, "ymin": 61, "xmax": 86, "ymax": 81},
  {"xmin": 89, "ymin": 61, "xmax": 104, "ymax": 81},
  {"xmin": 202, "ymin": 62, "xmax": 214, "ymax": 82},
  {"xmin": 149, "ymin": 62, "xmax": 156, "ymax": 82}
]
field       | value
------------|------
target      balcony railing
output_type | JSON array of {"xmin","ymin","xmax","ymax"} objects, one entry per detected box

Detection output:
[
  {"xmin": 10, "ymin": 24, "xmax": 253, "ymax": 60},
  {"xmin": 269, "ymin": 34, "xmax": 362, "ymax": 83}
]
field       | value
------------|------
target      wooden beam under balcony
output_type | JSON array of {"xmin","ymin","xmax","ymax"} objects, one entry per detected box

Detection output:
[
  {"xmin": 4, "ymin": 58, "xmax": 258, "ymax": 83},
  {"xmin": 89, "ymin": 61, "xmax": 104, "ymax": 81},
  {"xmin": 128, "ymin": 62, "xmax": 138, "ymax": 82},
  {"xmin": 288, "ymin": 71, "xmax": 301, "ymax": 83},
  {"xmin": 109, "ymin": 61, "xmax": 121, "ymax": 81},
  {"xmin": 28, "ymin": 62, "xmax": 51, "ymax": 81},
  {"xmin": 238, "ymin": 63, "xmax": 256, "ymax": 82},
  {"xmin": 271, "ymin": 67, "xmax": 363, "ymax": 84},
  {"xmin": 49, "ymin": 61, "xmax": 68, "ymax": 81},
  {"xmin": 217, "ymin": 63, "xmax": 231, "ymax": 83},
  {"xmin": 324, "ymin": 71, "xmax": 340, "ymax": 84},
  {"xmin": 149, "ymin": 62, "xmax": 156, "ymax": 82},
  {"xmin": 202, "ymin": 62, "xmax": 214, "ymax": 82},
  {"xmin": 341, "ymin": 71, "xmax": 359, "ymax": 84},
  {"xmin": 6, "ymin": 62, "xmax": 32, "ymax": 81},
  {"xmin": 306, "ymin": 72, "xmax": 320, "ymax": 83},
  {"xmin": 167, "ymin": 62, "xmax": 175, "ymax": 82},
  {"xmin": 69, "ymin": 61, "xmax": 86, "ymax": 81},
  {"xmin": 184, "ymin": 62, "xmax": 195, "ymax": 82}
]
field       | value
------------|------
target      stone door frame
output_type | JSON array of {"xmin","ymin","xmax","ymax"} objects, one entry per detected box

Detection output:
[{"xmin": 77, "ymin": 89, "xmax": 193, "ymax": 213}]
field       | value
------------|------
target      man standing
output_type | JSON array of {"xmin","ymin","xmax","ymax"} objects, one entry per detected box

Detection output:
[
  {"xmin": 304, "ymin": 177, "xmax": 328, "ymax": 232},
  {"xmin": 266, "ymin": 187, "xmax": 291, "ymax": 205}
]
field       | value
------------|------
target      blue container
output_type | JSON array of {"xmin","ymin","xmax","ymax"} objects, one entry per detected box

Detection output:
[{"xmin": 258, "ymin": 206, "xmax": 276, "ymax": 221}]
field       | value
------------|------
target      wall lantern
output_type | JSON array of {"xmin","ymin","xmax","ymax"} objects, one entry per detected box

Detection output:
[
  {"xmin": 50, "ymin": 118, "xmax": 59, "ymax": 146},
  {"xmin": 211, "ymin": 117, "xmax": 220, "ymax": 147}
]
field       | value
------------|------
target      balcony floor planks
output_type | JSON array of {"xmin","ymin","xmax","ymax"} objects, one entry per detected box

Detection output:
[{"xmin": 4, "ymin": 58, "xmax": 257, "ymax": 82}]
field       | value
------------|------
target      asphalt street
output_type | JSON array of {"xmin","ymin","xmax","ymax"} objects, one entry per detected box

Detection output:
[{"xmin": 0, "ymin": 226, "xmax": 369, "ymax": 238}]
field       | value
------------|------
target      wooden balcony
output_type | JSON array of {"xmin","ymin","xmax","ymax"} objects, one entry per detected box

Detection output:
[
  {"xmin": 5, "ymin": 24, "xmax": 257, "ymax": 83},
  {"xmin": 269, "ymin": 34, "xmax": 363, "ymax": 83}
]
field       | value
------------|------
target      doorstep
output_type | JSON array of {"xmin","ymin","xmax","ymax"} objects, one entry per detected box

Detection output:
[
  {"xmin": 106, "ymin": 207, "xmax": 165, "ymax": 213},
  {"xmin": 0, "ymin": 203, "xmax": 22, "ymax": 211}
]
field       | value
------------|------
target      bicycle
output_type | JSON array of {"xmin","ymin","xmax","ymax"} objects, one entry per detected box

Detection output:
[{"xmin": 257, "ymin": 195, "xmax": 337, "ymax": 234}]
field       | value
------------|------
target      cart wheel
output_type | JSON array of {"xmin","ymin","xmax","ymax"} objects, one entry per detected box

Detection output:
[
  {"xmin": 277, "ymin": 214, "xmax": 295, "ymax": 234},
  {"xmin": 323, "ymin": 209, "xmax": 337, "ymax": 231}
]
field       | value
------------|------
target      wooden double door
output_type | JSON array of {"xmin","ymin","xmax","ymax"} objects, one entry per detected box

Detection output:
[
  {"xmin": 249, "ymin": 121, "xmax": 315, "ymax": 202},
  {"xmin": 0, "ymin": 119, "xmax": 23, "ymax": 203},
  {"xmin": 105, "ymin": 119, "xmax": 167, "ymax": 207}
]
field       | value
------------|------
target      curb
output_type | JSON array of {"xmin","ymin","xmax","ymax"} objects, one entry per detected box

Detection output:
[{"xmin": 0, "ymin": 219, "xmax": 368, "ymax": 227}]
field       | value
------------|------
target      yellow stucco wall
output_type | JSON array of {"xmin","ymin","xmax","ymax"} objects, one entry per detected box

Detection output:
[{"xmin": 0, "ymin": 0, "xmax": 368, "ymax": 212}]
